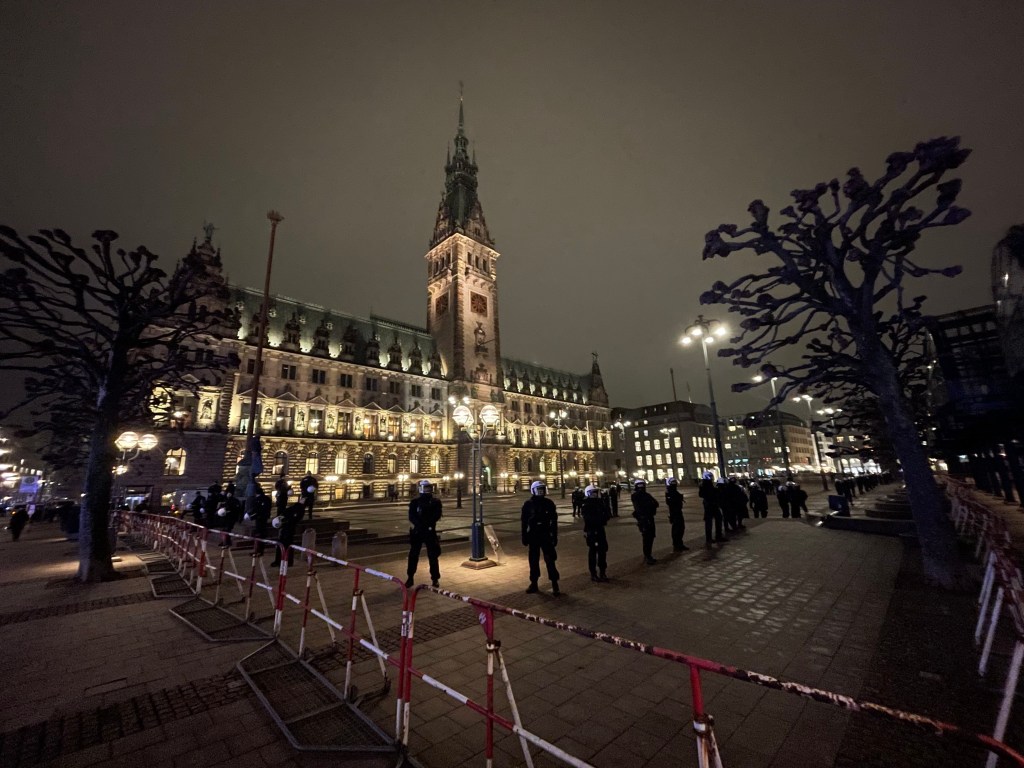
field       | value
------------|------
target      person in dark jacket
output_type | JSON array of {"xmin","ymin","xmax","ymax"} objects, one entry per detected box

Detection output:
[
  {"xmin": 748, "ymin": 482, "xmax": 769, "ymax": 518},
  {"xmin": 300, "ymin": 472, "xmax": 319, "ymax": 520},
  {"xmin": 699, "ymin": 472, "xmax": 727, "ymax": 547},
  {"xmin": 631, "ymin": 479, "xmax": 659, "ymax": 565},
  {"xmin": 664, "ymin": 477, "xmax": 688, "ymax": 552},
  {"xmin": 608, "ymin": 483, "xmax": 620, "ymax": 517},
  {"xmin": 581, "ymin": 485, "xmax": 610, "ymax": 581},
  {"xmin": 189, "ymin": 491, "xmax": 206, "ymax": 526},
  {"xmin": 8, "ymin": 505, "xmax": 29, "ymax": 541},
  {"xmin": 724, "ymin": 477, "xmax": 749, "ymax": 531},
  {"xmin": 251, "ymin": 485, "xmax": 272, "ymax": 554},
  {"xmin": 269, "ymin": 502, "xmax": 303, "ymax": 567},
  {"xmin": 522, "ymin": 481, "xmax": 560, "ymax": 595},
  {"xmin": 216, "ymin": 482, "xmax": 243, "ymax": 545},
  {"xmin": 406, "ymin": 480, "xmax": 443, "ymax": 588},
  {"xmin": 570, "ymin": 487, "xmax": 584, "ymax": 518},
  {"xmin": 789, "ymin": 482, "xmax": 808, "ymax": 518},
  {"xmin": 274, "ymin": 474, "xmax": 290, "ymax": 515},
  {"xmin": 776, "ymin": 481, "xmax": 791, "ymax": 519}
]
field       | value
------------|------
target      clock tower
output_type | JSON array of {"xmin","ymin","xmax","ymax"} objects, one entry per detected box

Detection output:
[{"xmin": 425, "ymin": 99, "xmax": 502, "ymax": 394}]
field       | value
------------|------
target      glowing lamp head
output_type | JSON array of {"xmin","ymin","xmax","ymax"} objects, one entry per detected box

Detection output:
[{"xmin": 115, "ymin": 431, "xmax": 139, "ymax": 451}]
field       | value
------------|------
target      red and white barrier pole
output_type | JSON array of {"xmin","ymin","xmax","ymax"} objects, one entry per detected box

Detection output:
[
  {"xmin": 988, "ymin": 640, "xmax": 1024, "ymax": 768},
  {"xmin": 273, "ymin": 545, "xmax": 288, "ymax": 636},
  {"xmin": 981, "ymin": 587, "xmax": 1006, "ymax": 678},
  {"xmin": 298, "ymin": 550, "xmax": 315, "ymax": 656},
  {"xmin": 483, "ymin": 607, "xmax": 496, "ymax": 768}
]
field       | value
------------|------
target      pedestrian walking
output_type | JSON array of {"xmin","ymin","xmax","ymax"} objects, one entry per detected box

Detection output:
[
  {"xmin": 269, "ymin": 501, "xmax": 303, "ymax": 568},
  {"xmin": 301, "ymin": 472, "xmax": 319, "ymax": 520},
  {"xmin": 630, "ymin": 479, "xmax": 659, "ymax": 565},
  {"xmin": 521, "ymin": 481, "xmax": 560, "ymax": 595},
  {"xmin": 664, "ymin": 477, "xmax": 689, "ymax": 552},
  {"xmin": 698, "ymin": 471, "xmax": 727, "ymax": 547},
  {"xmin": 581, "ymin": 485, "xmax": 610, "ymax": 582},
  {"xmin": 406, "ymin": 480, "xmax": 442, "ymax": 588},
  {"xmin": 748, "ymin": 482, "xmax": 769, "ymax": 518},
  {"xmin": 7, "ymin": 505, "xmax": 28, "ymax": 541},
  {"xmin": 571, "ymin": 487, "xmax": 584, "ymax": 518}
]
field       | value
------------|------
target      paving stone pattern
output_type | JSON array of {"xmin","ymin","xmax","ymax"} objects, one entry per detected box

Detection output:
[{"xmin": 0, "ymin": 591, "xmax": 153, "ymax": 627}]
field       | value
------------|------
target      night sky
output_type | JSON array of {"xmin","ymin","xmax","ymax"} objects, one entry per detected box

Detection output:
[{"xmin": 3, "ymin": 1, "xmax": 1023, "ymax": 416}]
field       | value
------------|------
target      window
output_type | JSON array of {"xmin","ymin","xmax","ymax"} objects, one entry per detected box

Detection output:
[
  {"xmin": 246, "ymin": 359, "xmax": 264, "ymax": 375},
  {"xmin": 306, "ymin": 452, "xmax": 320, "ymax": 474},
  {"xmin": 273, "ymin": 451, "xmax": 288, "ymax": 476},
  {"xmin": 387, "ymin": 453, "xmax": 398, "ymax": 473},
  {"xmin": 430, "ymin": 454, "xmax": 440, "ymax": 473},
  {"xmin": 411, "ymin": 384, "xmax": 423, "ymax": 398},
  {"xmin": 524, "ymin": 403, "xmax": 533, "ymax": 414},
  {"xmin": 428, "ymin": 387, "xmax": 440, "ymax": 400},
  {"xmin": 281, "ymin": 364, "xmax": 297, "ymax": 380},
  {"xmin": 334, "ymin": 453, "xmax": 348, "ymax": 474},
  {"xmin": 365, "ymin": 377, "xmax": 379, "ymax": 392},
  {"xmin": 339, "ymin": 373, "xmax": 354, "ymax": 388},
  {"xmin": 362, "ymin": 453, "xmax": 375, "ymax": 474},
  {"xmin": 388, "ymin": 381, "xmax": 401, "ymax": 395},
  {"xmin": 311, "ymin": 369, "xmax": 326, "ymax": 384},
  {"xmin": 410, "ymin": 454, "xmax": 420, "ymax": 473},
  {"xmin": 164, "ymin": 448, "xmax": 186, "ymax": 476},
  {"xmin": 654, "ymin": 439, "xmax": 661, "ymax": 450},
  {"xmin": 643, "ymin": 440, "xmax": 651, "ymax": 451}
]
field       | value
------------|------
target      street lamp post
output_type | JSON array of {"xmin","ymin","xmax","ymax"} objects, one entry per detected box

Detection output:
[
  {"xmin": 612, "ymin": 419, "xmax": 632, "ymax": 484},
  {"xmin": 818, "ymin": 408, "xmax": 848, "ymax": 474},
  {"xmin": 113, "ymin": 431, "xmax": 158, "ymax": 509},
  {"xmin": 452, "ymin": 402, "xmax": 501, "ymax": 567},
  {"xmin": 752, "ymin": 374, "xmax": 792, "ymax": 479},
  {"xmin": 549, "ymin": 409, "xmax": 568, "ymax": 498},
  {"xmin": 238, "ymin": 211, "xmax": 283, "ymax": 517},
  {"xmin": 793, "ymin": 395, "xmax": 829, "ymax": 491},
  {"xmin": 681, "ymin": 316, "xmax": 727, "ymax": 478},
  {"xmin": 659, "ymin": 427, "xmax": 678, "ymax": 479}
]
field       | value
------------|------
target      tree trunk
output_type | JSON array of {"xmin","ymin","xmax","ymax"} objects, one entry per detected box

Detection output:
[
  {"xmin": 872, "ymin": 371, "xmax": 964, "ymax": 589},
  {"xmin": 77, "ymin": 409, "xmax": 118, "ymax": 582}
]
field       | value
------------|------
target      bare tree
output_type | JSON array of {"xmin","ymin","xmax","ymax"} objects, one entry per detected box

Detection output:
[
  {"xmin": 701, "ymin": 137, "xmax": 970, "ymax": 588},
  {"xmin": 0, "ymin": 227, "xmax": 237, "ymax": 581}
]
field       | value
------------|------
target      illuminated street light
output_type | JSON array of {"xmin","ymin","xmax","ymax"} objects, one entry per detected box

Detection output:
[
  {"xmin": 752, "ymin": 374, "xmax": 792, "ymax": 479},
  {"xmin": 681, "ymin": 315, "xmax": 727, "ymax": 477},
  {"xmin": 549, "ymin": 409, "xmax": 568, "ymax": 498},
  {"xmin": 793, "ymin": 394, "xmax": 829, "ymax": 490},
  {"xmin": 452, "ymin": 402, "xmax": 501, "ymax": 566}
]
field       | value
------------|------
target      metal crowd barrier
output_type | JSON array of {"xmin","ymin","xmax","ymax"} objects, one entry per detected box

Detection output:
[
  {"xmin": 944, "ymin": 478, "xmax": 1024, "ymax": 768},
  {"xmin": 119, "ymin": 511, "xmax": 1024, "ymax": 767}
]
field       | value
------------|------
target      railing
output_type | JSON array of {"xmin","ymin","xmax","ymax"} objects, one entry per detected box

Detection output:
[
  {"xmin": 944, "ymin": 477, "xmax": 1024, "ymax": 768},
  {"xmin": 120, "ymin": 511, "xmax": 1024, "ymax": 767}
]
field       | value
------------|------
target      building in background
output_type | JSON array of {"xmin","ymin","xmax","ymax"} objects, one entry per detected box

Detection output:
[
  {"xmin": 612, "ymin": 400, "xmax": 718, "ymax": 486},
  {"xmin": 124, "ymin": 104, "xmax": 613, "ymax": 509}
]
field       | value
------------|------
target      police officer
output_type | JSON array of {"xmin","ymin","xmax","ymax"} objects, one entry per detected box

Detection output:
[
  {"xmin": 748, "ymin": 481, "xmax": 769, "ymax": 518},
  {"xmin": 274, "ymin": 474, "xmax": 290, "ymax": 515},
  {"xmin": 664, "ymin": 477, "xmax": 689, "ymax": 552},
  {"xmin": 269, "ymin": 501, "xmax": 302, "ymax": 568},
  {"xmin": 251, "ymin": 485, "xmax": 272, "ymax": 554},
  {"xmin": 406, "ymin": 480, "xmax": 442, "ymax": 588},
  {"xmin": 301, "ymin": 472, "xmax": 319, "ymax": 520},
  {"xmin": 631, "ymin": 479, "xmax": 659, "ymax": 565},
  {"xmin": 522, "ymin": 481, "xmax": 560, "ymax": 595},
  {"xmin": 699, "ymin": 471, "xmax": 727, "ymax": 547},
  {"xmin": 581, "ymin": 484, "xmax": 610, "ymax": 581},
  {"xmin": 608, "ymin": 482, "xmax": 620, "ymax": 516}
]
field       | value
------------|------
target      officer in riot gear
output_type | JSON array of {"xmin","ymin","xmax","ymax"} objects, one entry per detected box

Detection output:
[
  {"xmin": 664, "ymin": 477, "xmax": 688, "ymax": 552},
  {"xmin": 406, "ymin": 480, "xmax": 443, "ymax": 588},
  {"xmin": 581, "ymin": 484, "xmax": 610, "ymax": 581},
  {"xmin": 522, "ymin": 481, "xmax": 560, "ymax": 595},
  {"xmin": 631, "ymin": 479, "xmax": 659, "ymax": 565}
]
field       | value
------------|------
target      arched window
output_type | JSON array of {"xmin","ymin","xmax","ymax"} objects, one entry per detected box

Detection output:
[
  {"xmin": 273, "ymin": 451, "xmax": 288, "ymax": 476},
  {"xmin": 409, "ymin": 454, "xmax": 420, "ymax": 474},
  {"xmin": 430, "ymin": 453, "xmax": 440, "ymax": 474},
  {"xmin": 305, "ymin": 451, "xmax": 320, "ymax": 474},
  {"xmin": 539, "ymin": 458, "xmax": 546, "ymax": 473},
  {"xmin": 362, "ymin": 453, "xmax": 375, "ymax": 474},
  {"xmin": 514, "ymin": 456, "xmax": 522, "ymax": 473},
  {"xmin": 526, "ymin": 457, "xmax": 534, "ymax": 473},
  {"xmin": 334, "ymin": 452, "xmax": 348, "ymax": 475},
  {"xmin": 387, "ymin": 453, "xmax": 397, "ymax": 473},
  {"xmin": 164, "ymin": 448, "xmax": 186, "ymax": 476}
]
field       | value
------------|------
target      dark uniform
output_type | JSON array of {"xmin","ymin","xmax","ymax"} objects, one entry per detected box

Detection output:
[
  {"xmin": 698, "ymin": 477, "xmax": 726, "ymax": 546},
  {"xmin": 630, "ymin": 481, "xmax": 659, "ymax": 564},
  {"xmin": 664, "ymin": 480, "xmax": 688, "ymax": 552},
  {"xmin": 571, "ymin": 487, "xmax": 584, "ymax": 518},
  {"xmin": 189, "ymin": 492, "xmax": 206, "ymax": 526},
  {"xmin": 789, "ymin": 483, "xmax": 807, "ymax": 518},
  {"xmin": 522, "ymin": 485, "xmax": 560, "ymax": 594},
  {"xmin": 581, "ymin": 489, "xmax": 610, "ymax": 581},
  {"xmin": 608, "ymin": 484, "xmax": 620, "ymax": 516},
  {"xmin": 270, "ymin": 502, "xmax": 303, "ymax": 567},
  {"xmin": 776, "ymin": 483, "xmax": 791, "ymax": 518},
  {"xmin": 301, "ymin": 473, "xmax": 319, "ymax": 520},
  {"xmin": 252, "ymin": 486, "xmax": 272, "ymax": 554},
  {"xmin": 274, "ymin": 476, "xmax": 290, "ymax": 515},
  {"xmin": 748, "ymin": 483, "xmax": 769, "ymax": 518},
  {"xmin": 406, "ymin": 485, "xmax": 443, "ymax": 587}
]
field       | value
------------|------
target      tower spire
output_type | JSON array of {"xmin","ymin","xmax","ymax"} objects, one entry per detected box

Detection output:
[{"xmin": 429, "ymin": 85, "xmax": 493, "ymax": 248}]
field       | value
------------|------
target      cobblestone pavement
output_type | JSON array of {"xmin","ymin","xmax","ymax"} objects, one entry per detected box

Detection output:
[{"xmin": 1, "ymin": 482, "xmax": 1014, "ymax": 767}]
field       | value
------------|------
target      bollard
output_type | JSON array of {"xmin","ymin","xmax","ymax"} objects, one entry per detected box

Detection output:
[
  {"xmin": 301, "ymin": 526, "xmax": 317, "ymax": 552},
  {"xmin": 332, "ymin": 531, "xmax": 348, "ymax": 561}
]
